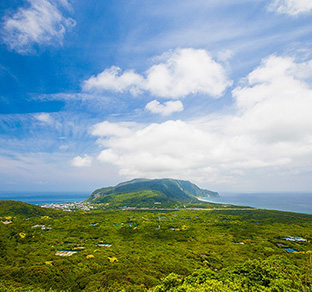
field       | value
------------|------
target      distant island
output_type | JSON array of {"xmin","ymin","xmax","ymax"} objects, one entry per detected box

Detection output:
[{"xmin": 86, "ymin": 178, "xmax": 219, "ymax": 207}]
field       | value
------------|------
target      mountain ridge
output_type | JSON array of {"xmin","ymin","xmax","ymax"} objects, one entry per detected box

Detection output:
[{"xmin": 86, "ymin": 178, "xmax": 219, "ymax": 206}]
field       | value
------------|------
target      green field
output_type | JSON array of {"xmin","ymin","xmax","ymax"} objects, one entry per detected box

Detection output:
[{"xmin": 0, "ymin": 201, "xmax": 311, "ymax": 291}]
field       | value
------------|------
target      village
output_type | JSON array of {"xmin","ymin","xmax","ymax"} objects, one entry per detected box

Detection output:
[{"xmin": 41, "ymin": 201, "xmax": 96, "ymax": 211}]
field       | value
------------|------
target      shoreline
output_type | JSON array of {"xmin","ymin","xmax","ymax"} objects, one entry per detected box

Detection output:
[{"xmin": 198, "ymin": 194, "xmax": 312, "ymax": 215}]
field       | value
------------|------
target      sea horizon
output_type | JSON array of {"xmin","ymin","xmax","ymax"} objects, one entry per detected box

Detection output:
[
  {"xmin": 0, "ymin": 190, "xmax": 311, "ymax": 215},
  {"xmin": 0, "ymin": 191, "xmax": 90, "ymax": 205}
]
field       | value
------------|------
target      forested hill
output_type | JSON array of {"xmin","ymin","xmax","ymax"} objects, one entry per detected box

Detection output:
[
  {"xmin": 0, "ymin": 200, "xmax": 61, "ymax": 217},
  {"xmin": 86, "ymin": 178, "xmax": 219, "ymax": 205}
]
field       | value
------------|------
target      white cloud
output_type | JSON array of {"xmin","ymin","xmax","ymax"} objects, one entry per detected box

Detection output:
[
  {"xmin": 2, "ymin": 0, "xmax": 75, "ymax": 54},
  {"xmin": 145, "ymin": 100, "xmax": 184, "ymax": 116},
  {"xmin": 95, "ymin": 120, "xmax": 214, "ymax": 178},
  {"xmin": 144, "ymin": 48, "xmax": 232, "ymax": 98},
  {"xmin": 232, "ymin": 55, "xmax": 312, "ymax": 143},
  {"xmin": 268, "ymin": 0, "xmax": 312, "ymax": 15},
  {"xmin": 97, "ymin": 149, "xmax": 119, "ymax": 164},
  {"xmin": 92, "ymin": 55, "xmax": 312, "ymax": 190},
  {"xmin": 71, "ymin": 155, "xmax": 92, "ymax": 167},
  {"xmin": 83, "ymin": 48, "xmax": 232, "ymax": 99},
  {"xmin": 82, "ymin": 66, "xmax": 144, "ymax": 95},
  {"xmin": 90, "ymin": 121, "xmax": 134, "ymax": 137},
  {"xmin": 34, "ymin": 113, "xmax": 53, "ymax": 124}
]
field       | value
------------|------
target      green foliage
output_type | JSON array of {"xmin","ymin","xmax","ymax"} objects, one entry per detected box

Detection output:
[
  {"xmin": 0, "ymin": 201, "xmax": 61, "ymax": 217},
  {"xmin": 150, "ymin": 255, "xmax": 310, "ymax": 291},
  {"xmin": 0, "ymin": 201, "xmax": 311, "ymax": 291},
  {"xmin": 90, "ymin": 190, "xmax": 177, "ymax": 208}
]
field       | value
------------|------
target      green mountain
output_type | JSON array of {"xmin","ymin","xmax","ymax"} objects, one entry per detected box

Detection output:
[
  {"xmin": 0, "ymin": 200, "xmax": 61, "ymax": 217},
  {"xmin": 86, "ymin": 178, "xmax": 219, "ymax": 206}
]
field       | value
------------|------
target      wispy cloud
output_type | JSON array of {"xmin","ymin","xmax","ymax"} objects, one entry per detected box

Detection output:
[
  {"xmin": 268, "ymin": 0, "xmax": 312, "ymax": 15},
  {"xmin": 83, "ymin": 48, "xmax": 232, "ymax": 99},
  {"xmin": 0, "ymin": 151, "xmax": 121, "ymax": 191},
  {"xmin": 2, "ymin": 0, "xmax": 75, "ymax": 54},
  {"xmin": 0, "ymin": 111, "xmax": 96, "ymax": 155}
]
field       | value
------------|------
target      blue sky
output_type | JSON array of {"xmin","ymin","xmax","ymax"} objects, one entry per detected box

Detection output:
[{"xmin": 1, "ymin": 0, "xmax": 312, "ymax": 192}]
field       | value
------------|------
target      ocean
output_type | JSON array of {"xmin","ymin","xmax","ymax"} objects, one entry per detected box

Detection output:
[
  {"xmin": 0, "ymin": 191, "xmax": 89, "ymax": 205},
  {"xmin": 0, "ymin": 191, "xmax": 311, "ymax": 215},
  {"xmin": 201, "ymin": 192, "xmax": 312, "ymax": 215}
]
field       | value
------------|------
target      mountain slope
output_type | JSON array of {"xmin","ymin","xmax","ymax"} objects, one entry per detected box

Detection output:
[
  {"xmin": 87, "ymin": 178, "xmax": 219, "ymax": 205},
  {"xmin": 0, "ymin": 200, "xmax": 62, "ymax": 217}
]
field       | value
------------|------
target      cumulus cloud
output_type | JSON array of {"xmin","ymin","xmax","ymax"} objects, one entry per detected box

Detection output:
[
  {"xmin": 232, "ymin": 55, "xmax": 312, "ymax": 143},
  {"xmin": 268, "ymin": 0, "xmax": 312, "ymax": 15},
  {"xmin": 95, "ymin": 120, "xmax": 213, "ymax": 178},
  {"xmin": 2, "ymin": 0, "xmax": 75, "ymax": 54},
  {"xmin": 83, "ymin": 48, "xmax": 232, "ymax": 99},
  {"xmin": 91, "ymin": 55, "xmax": 312, "ymax": 188},
  {"xmin": 145, "ymin": 100, "xmax": 184, "ymax": 116},
  {"xmin": 71, "ymin": 155, "xmax": 92, "ymax": 167},
  {"xmin": 82, "ymin": 66, "xmax": 144, "ymax": 96}
]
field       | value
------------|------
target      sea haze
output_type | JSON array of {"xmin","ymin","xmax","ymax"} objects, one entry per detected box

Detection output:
[
  {"xmin": 201, "ymin": 192, "xmax": 312, "ymax": 215},
  {"xmin": 0, "ymin": 192, "xmax": 89, "ymax": 205}
]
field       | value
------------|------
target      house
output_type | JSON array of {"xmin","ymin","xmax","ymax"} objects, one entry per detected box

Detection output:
[
  {"xmin": 1, "ymin": 220, "xmax": 12, "ymax": 225},
  {"xmin": 97, "ymin": 243, "xmax": 112, "ymax": 247},
  {"xmin": 55, "ymin": 250, "xmax": 78, "ymax": 257},
  {"xmin": 32, "ymin": 225, "xmax": 46, "ymax": 229},
  {"xmin": 283, "ymin": 236, "xmax": 307, "ymax": 242}
]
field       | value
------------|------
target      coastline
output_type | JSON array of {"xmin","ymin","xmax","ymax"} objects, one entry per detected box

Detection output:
[
  {"xmin": 198, "ymin": 192, "xmax": 312, "ymax": 215},
  {"xmin": 0, "ymin": 191, "xmax": 311, "ymax": 215}
]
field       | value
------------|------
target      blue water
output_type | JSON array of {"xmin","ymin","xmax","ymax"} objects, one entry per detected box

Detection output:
[
  {"xmin": 0, "ymin": 191, "xmax": 89, "ymax": 205},
  {"xmin": 202, "ymin": 192, "xmax": 312, "ymax": 215}
]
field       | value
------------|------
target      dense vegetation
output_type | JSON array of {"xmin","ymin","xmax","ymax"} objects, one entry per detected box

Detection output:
[
  {"xmin": 0, "ymin": 201, "xmax": 61, "ymax": 217},
  {"xmin": 87, "ymin": 178, "xmax": 219, "ymax": 205},
  {"xmin": 0, "ymin": 201, "xmax": 311, "ymax": 291}
]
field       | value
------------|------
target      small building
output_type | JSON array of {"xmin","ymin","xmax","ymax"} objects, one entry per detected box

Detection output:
[
  {"xmin": 283, "ymin": 236, "xmax": 307, "ymax": 242},
  {"xmin": 1, "ymin": 220, "xmax": 12, "ymax": 225},
  {"xmin": 97, "ymin": 243, "xmax": 112, "ymax": 247},
  {"xmin": 55, "ymin": 250, "xmax": 78, "ymax": 257},
  {"xmin": 32, "ymin": 225, "xmax": 46, "ymax": 230}
]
